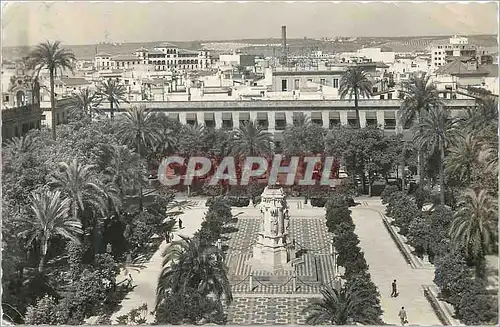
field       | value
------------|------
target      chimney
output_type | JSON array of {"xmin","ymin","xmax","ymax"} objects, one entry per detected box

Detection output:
[
  {"xmin": 282, "ymin": 25, "xmax": 287, "ymax": 53},
  {"xmin": 281, "ymin": 26, "xmax": 287, "ymax": 65}
]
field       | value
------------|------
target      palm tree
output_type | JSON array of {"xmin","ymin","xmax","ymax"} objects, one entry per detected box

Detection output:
[
  {"xmin": 67, "ymin": 88, "xmax": 101, "ymax": 118},
  {"xmin": 4, "ymin": 134, "xmax": 36, "ymax": 156},
  {"xmin": 18, "ymin": 190, "xmax": 82, "ymax": 272},
  {"xmin": 28, "ymin": 41, "xmax": 76, "ymax": 140},
  {"xmin": 398, "ymin": 74, "xmax": 443, "ymax": 186},
  {"xmin": 50, "ymin": 159, "xmax": 107, "ymax": 222},
  {"xmin": 414, "ymin": 106, "xmax": 458, "ymax": 204},
  {"xmin": 117, "ymin": 106, "xmax": 159, "ymax": 156},
  {"xmin": 445, "ymin": 134, "xmax": 483, "ymax": 187},
  {"xmin": 303, "ymin": 283, "xmax": 378, "ymax": 325},
  {"xmin": 449, "ymin": 188, "xmax": 497, "ymax": 276},
  {"xmin": 464, "ymin": 97, "xmax": 498, "ymax": 137},
  {"xmin": 116, "ymin": 106, "xmax": 159, "ymax": 209},
  {"xmin": 95, "ymin": 79, "xmax": 129, "ymax": 119},
  {"xmin": 103, "ymin": 145, "xmax": 142, "ymax": 199},
  {"xmin": 339, "ymin": 66, "xmax": 373, "ymax": 129},
  {"xmin": 231, "ymin": 120, "xmax": 273, "ymax": 157},
  {"xmin": 156, "ymin": 236, "xmax": 232, "ymax": 309}
]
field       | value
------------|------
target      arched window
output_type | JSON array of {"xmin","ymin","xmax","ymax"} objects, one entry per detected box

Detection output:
[{"xmin": 16, "ymin": 90, "xmax": 25, "ymax": 106}]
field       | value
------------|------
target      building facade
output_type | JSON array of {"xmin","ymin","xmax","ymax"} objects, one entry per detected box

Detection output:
[{"xmin": 94, "ymin": 42, "xmax": 211, "ymax": 72}]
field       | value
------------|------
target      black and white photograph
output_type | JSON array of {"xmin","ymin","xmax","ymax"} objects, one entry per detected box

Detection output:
[{"xmin": 1, "ymin": 1, "xmax": 498, "ymax": 326}]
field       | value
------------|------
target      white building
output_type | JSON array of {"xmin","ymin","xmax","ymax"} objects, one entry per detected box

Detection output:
[{"xmin": 428, "ymin": 37, "xmax": 477, "ymax": 69}]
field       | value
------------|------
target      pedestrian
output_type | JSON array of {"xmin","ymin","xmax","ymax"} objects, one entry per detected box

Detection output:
[
  {"xmin": 165, "ymin": 232, "xmax": 170, "ymax": 243},
  {"xmin": 391, "ymin": 279, "xmax": 398, "ymax": 297},
  {"xmin": 398, "ymin": 306, "xmax": 408, "ymax": 326},
  {"xmin": 178, "ymin": 218, "xmax": 183, "ymax": 229}
]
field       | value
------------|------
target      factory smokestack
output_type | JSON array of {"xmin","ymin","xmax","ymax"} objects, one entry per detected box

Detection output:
[
  {"xmin": 281, "ymin": 25, "xmax": 287, "ymax": 52},
  {"xmin": 280, "ymin": 25, "xmax": 287, "ymax": 65}
]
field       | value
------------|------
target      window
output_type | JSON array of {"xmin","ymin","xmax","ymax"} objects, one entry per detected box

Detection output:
[
  {"xmin": 281, "ymin": 79, "xmax": 287, "ymax": 91},
  {"xmin": 380, "ymin": 94, "xmax": 385, "ymax": 100},
  {"xmin": 320, "ymin": 78, "xmax": 326, "ymax": 85},
  {"xmin": 333, "ymin": 79, "xmax": 339, "ymax": 88},
  {"xmin": 307, "ymin": 79, "xmax": 313, "ymax": 82},
  {"xmin": 329, "ymin": 119, "xmax": 340, "ymax": 128},
  {"xmin": 372, "ymin": 87, "xmax": 378, "ymax": 93},
  {"xmin": 275, "ymin": 119, "xmax": 286, "ymax": 130},
  {"xmin": 294, "ymin": 79, "xmax": 299, "ymax": 89},
  {"xmin": 222, "ymin": 120, "xmax": 233, "ymax": 129},
  {"xmin": 388, "ymin": 93, "xmax": 392, "ymax": 99}
]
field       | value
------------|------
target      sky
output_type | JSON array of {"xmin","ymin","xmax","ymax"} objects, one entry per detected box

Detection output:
[{"xmin": 1, "ymin": 1, "xmax": 498, "ymax": 47}]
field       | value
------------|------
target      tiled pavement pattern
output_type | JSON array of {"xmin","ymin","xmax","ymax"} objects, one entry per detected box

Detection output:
[
  {"xmin": 225, "ymin": 217, "xmax": 337, "ymax": 294},
  {"xmin": 228, "ymin": 297, "xmax": 312, "ymax": 325}
]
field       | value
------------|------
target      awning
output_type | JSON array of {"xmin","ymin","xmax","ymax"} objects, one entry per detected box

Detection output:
[
  {"xmin": 186, "ymin": 112, "xmax": 196, "ymax": 120},
  {"xmin": 329, "ymin": 111, "xmax": 340, "ymax": 119},
  {"xmin": 384, "ymin": 111, "xmax": 396, "ymax": 119},
  {"xmin": 257, "ymin": 112, "xmax": 267, "ymax": 119},
  {"xmin": 293, "ymin": 112, "xmax": 304, "ymax": 119},
  {"xmin": 222, "ymin": 112, "xmax": 232, "ymax": 120},
  {"xmin": 239, "ymin": 112, "xmax": 250, "ymax": 120},
  {"xmin": 167, "ymin": 113, "xmax": 179, "ymax": 120},
  {"xmin": 365, "ymin": 111, "xmax": 377, "ymax": 119},
  {"xmin": 311, "ymin": 112, "xmax": 322, "ymax": 119},
  {"xmin": 275, "ymin": 112, "xmax": 286, "ymax": 119},
  {"xmin": 347, "ymin": 111, "xmax": 357, "ymax": 119},
  {"xmin": 204, "ymin": 112, "xmax": 214, "ymax": 120}
]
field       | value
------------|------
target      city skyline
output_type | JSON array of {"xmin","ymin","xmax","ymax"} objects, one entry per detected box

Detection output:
[{"xmin": 1, "ymin": 1, "xmax": 498, "ymax": 47}]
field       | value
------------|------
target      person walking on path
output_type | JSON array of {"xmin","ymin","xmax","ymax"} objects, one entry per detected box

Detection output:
[
  {"xmin": 178, "ymin": 218, "xmax": 183, "ymax": 229},
  {"xmin": 165, "ymin": 231, "xmax": 170, "ymax": 243},
  {"xmin": 399, "ymin": 307, "xmax": 408, "ymax": 326},
  {"xmin": 391, "ymin": 279, "xmax": 398, "ymax": 297}
]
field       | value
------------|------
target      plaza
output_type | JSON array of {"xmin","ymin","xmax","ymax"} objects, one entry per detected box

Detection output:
[{"xmin": 111, "ymin": 197, "xmax": 445, "ymax": 325}]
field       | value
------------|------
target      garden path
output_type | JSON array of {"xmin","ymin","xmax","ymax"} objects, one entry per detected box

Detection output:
[
  {"xmin": 351, "ymin": 198, "xmax": 441, "ymax": 326},
  {"xmin": 110, "ymin": 204, "xmax": 208, "ymax": 324}
]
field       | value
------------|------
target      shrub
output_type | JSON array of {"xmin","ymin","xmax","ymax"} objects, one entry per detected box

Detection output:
[
  {"xmin": 457, "ymin": 283, "xmax": 498, "ymax": 325},
  {"xmin": 407, "ymin": 215, "xmax": 432, "ymax": 256},
  {"xmin": 326, "ymin": 206, "xmax": 353, "ymax": 234},
  {"xmin": 433, "ymin": 250, "xmax": 472, "ymax": 307},
  {"xmin": 388, "ymin": 195, "xmax": 420, "ymax": 235},
  {"xmin": 310, "ymin": 197, "xmax": 327, "ymax": 207},
  {"xmin": 344, "ymin": 273, "xmax": 383, "ymax": 324},
  {"xmin": 25, "ymin": 295, "xmax": 58, "ymax": 325},
  {"xmin": 381, "ymin": 185, "xmax": 399, "ymax": 204}
]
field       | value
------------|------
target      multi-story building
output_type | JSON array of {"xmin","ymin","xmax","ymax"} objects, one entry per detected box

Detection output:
[
  {"xmin": 1, "ymin": 73, "xmax": 42, "ymax": 139},
  {"xmin": 429, "ymin": 36, "xmax": 477, "ymax": 69},
  {"xmin": 94, "ymin": 98, "xmax": 476, "ymax": 148},
  {"xmin": 94, "ymin": 42, "xmax": 212, "ymax": 72}
]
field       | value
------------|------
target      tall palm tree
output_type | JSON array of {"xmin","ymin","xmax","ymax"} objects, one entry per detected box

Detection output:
[
  {"xmin": 445, "ymin": 134, "xmax": 483, "ymax": 187},
  {"xmin": 116, "ymin": 106, "xmax": 159, "ymax": 209},
  {"xmin": 50, "ymin": 159, "xmax": 107, "ymax": 222},
  {"xmin": 156, "ymin": 236, "xmax": 232, "ymax": 309},
  {"xmin": 95, "ymin": 79, "xmax": 129, "ymax": 119},
  {"xmin": 303, "ymin": 283, "xmax": 378, "ymax": 325},
  {"xmin": 414, "ymin": 106, "xmax": 458, "ymax": 204},
  {"xmin": 339, "ymin": 66, "xmax": 373, "ymax": 129},
  {"xmin": 398, "ymin": 74, "xmax": 443, "ymax": 186},
  {"xmin": 28, "ymin": 41, "xmax": 76, "ymax": 140},
  {"xmin": 449, "ymin": 188, "xmax": 497, "ymax": 276},
  {"xmin": 67, "ymin": 88, "xmax": 101, "ymax": 118},
  {"xmin": 18, "ymin": 190, "xmax": 82, "ymax": 272},
  {"xmin": 464, "ymin": 97, "xmax": 498, "ymax": 137},
  {"xmin": 103, "ymin": 144, "xmax": 142, "ymax": 199},
  {"xmin": 231, "ymin": 120, "xmax": 273, "ymax": 157}
]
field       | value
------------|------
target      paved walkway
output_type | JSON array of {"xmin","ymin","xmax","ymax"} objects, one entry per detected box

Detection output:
[
  {"xmin": 351, "ymin": 198, "xmax": 441, "ymax": 326},
  {"xmin": 110, "ymin": 207, "xmax": 207, "ymax": 324}
]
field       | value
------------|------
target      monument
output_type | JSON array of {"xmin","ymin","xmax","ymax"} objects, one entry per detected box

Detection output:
[{"xmin": 249, "ymin": 186, "xmax": 297, "ymax": 273}]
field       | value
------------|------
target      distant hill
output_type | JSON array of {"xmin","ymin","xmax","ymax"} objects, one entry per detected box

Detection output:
[{"xmin": 2, "ymin": 35, "xmax": 496, "ymax": 60}]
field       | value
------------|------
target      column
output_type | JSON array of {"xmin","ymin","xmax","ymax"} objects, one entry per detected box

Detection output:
[
  {"xmin": 322, "ymin": 111, "xmax": 330, "ymax": 129},
  {"xmin": 359, "ymin": 111, "xmax": 367, "ymax": 128},
  {"xmin": 214, "ymin": 112, "xmax": 222, "ymax": 129},
  {"xmin": 285, "ymin": 111, "xmax": 293, "ymax": 126},
  {"xmin": 376, "ymin": 110, "xmax": 385, "ymax": 130},
  {"xmin": 340, "ymin": 111, "xmax": 348, "ymax": 126},
  {"xmin": 196, "ymin": 112, "xmax": 204, "ymax": 126},
  {"xmin": 232, "ymin": 112, "xmax": 240, "ymax": 129},
  {"xmin": 249, "ymin": 111, "xmax": 257, "ymax": 122},
  {"xmin": 268, "ymin": 111, "xmax": 276, "ymax": 131},
  {"xmin": 179, "ymin": 112, "xmax": 187, "ymax": 125}
]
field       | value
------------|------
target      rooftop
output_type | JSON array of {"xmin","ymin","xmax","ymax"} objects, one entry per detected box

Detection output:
[
  {"xmin": 178, "ymin": 49, "xmax": 198, "ymax": 55},
  {"xmin": 112, "ymin": 54, "xmax": 139, "ymax": 61},
  {"xmin": 57, "ymin": 77, "xmax": 90, "ymax": 86},
  {"xmin": 435, "ymin": 60, "xmax": 489, "ymax": 76},
  {"xmin": 96, "ymin": 52, "xmax": 112, "ymax": 57}
]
